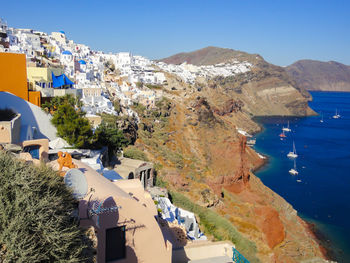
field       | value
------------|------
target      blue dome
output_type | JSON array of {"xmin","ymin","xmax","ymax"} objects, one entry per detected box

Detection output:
[
  {"xmin": 78, "ymin": 60, "xmax": 86, "ymax": 65},
  {"xmin": 62, "ymin": 50, "xmax": 72, "ymax": 55},
  {"xmin": 59, "ymin": 31, "xmax": 65, "ymax": 34}
]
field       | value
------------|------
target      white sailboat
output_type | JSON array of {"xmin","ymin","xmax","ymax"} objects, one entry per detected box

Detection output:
[
  {"xmin": 282, "ymin": 121, "xmax": 291, "ymax": 132},
  {"xmin": 333, "ymin": 109, "xmax": 341, "ymax": 119},
  {"xmin": 287, "ymin": 141, "xmax": 298, "ymax": 158},
  {"xmin": 289, "ymin": 159, "xmax": 298, "ymax": 175},
  {"xmin": 320, "ymin": 114, "xmax": 324, "ymax": 123}
]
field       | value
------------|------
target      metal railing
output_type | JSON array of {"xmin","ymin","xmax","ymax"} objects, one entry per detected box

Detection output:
[{"xmin": 232, "ymin": 247, "xmax": 250, "ymax": 263}]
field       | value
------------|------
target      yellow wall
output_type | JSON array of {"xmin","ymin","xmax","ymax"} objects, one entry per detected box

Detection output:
[
  {"xmin": 27, "ymin": 67, "xmax": 64, "ymax": 84},
  {"xmin": 0, "ymin": 53, "xmax": 28, "ymax": 101}
]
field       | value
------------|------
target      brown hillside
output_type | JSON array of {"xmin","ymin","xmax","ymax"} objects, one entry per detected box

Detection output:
[
  {"xmin": 131, "ymin": 65, "xmax": 326, "ymax": 262},
  {"xmin": 159, "ymin": 46, "xmax": 263, "ymax": 65},
  {"xmin": 286, "ymin": 60, "xmax": 350, "ymax": 91}
]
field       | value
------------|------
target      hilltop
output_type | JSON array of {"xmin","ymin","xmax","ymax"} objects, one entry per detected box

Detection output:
[
  {"xmin": 286, "ymin": 59, "xmax": 350, "ymax": 92},
  {"xmin": 158, "ymin": 46, "xmax": 314, "ymax": 118},
  {"xmin": 159, "ymin": 46, "xmax": 262, "ymax": 65}
]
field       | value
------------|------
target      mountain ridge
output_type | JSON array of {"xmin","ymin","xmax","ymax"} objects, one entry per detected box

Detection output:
[
  {"xmin": 286, "ymin": 59, "xmax": 350, "ymax": 92},
  {"xmin": 158, "ymin": 46, "xmax": 263, "ymax": 65}
]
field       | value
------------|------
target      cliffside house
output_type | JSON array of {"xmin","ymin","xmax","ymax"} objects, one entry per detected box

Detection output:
[
  {"xmin": 54, "ymin": 159, "xmax": 172, "ymax": 263},
  {"xmin": 55, "ymin": 159, "xmax": 236, "ymax": 263},
  {"xmin": 0, "ymin": 92, "xmax": 59, "ymax": 163},
  {"xmin": 114, "ymin": 157, "xmax": 154, "ymax": 189}
]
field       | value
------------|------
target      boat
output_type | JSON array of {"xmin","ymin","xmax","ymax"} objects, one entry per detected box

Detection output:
[
  {"xmin": 296, "ymin": 179, "xmax": 302, "ymax": 183},
  {"xmin": 289, "ymin": 159, "xmax": 298, "ymax": 175},
  {"xmin": 279, "ymin": 130, "xmax": 287, "ymax": 138},
  {"xmin": 282, "ymin": 121, "xmax": 291, "ymax": 132},
  {"xmin": 333, "ymin": 109, "xmax": 341, "ymax": 119},
  {"xmin": 287, "ymin": 141, "xmax": 298, "ymax": 158},
  {"xmin": 247, "ymin": 139, "xmax": 256, "ymax": 146},
  {"xmin": 320, "ymin": 113, "xmax": 324, "ymax": 123}
]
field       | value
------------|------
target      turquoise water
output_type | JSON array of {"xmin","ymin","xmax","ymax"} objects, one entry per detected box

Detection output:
[{"xmin": 254, "ymin": 92, "xmax": 350, "ymax": 262}]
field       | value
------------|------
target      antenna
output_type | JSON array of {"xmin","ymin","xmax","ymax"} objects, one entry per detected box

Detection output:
[
  {"xmin": 87, "ymin": 198, "xmax": 122, "ymax": 228},
  {"xmin": 64, "ymin": 169, "xmax": 88, "ymax": 200}
]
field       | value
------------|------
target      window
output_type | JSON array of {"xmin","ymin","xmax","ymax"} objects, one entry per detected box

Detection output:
[
  {"xmin": 23, "ymin": 145, "xmax": 40, "ymax": 159},
  {"xmin": 105, "ymin": 226, "xmax": 126, "ymax": 262}
]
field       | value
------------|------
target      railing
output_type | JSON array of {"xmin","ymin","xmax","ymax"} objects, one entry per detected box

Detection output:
[{"xmin": 232, "ymin": 247, "xmax": 249, "ymax": 263}]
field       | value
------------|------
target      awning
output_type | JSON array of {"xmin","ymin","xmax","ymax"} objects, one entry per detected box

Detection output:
[{"xmin": 52, "ymin": 72, "xmax": 74, "ymax": 88}]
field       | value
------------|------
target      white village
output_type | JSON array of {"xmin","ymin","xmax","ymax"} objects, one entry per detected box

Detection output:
[{"xmin": 0, "ymin": 17, "xmax": 255, "ymax": 263}]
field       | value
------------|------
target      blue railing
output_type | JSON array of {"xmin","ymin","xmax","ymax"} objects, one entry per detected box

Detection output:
[{"xmin": 232, "ymin": 247, "xmax": 249, "ymax": 263}]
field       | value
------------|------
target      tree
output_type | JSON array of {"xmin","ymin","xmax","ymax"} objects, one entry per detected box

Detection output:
[
  {"xmin": 42, "ymin": 94, "xmax": 83, "ymax": 115},
  {"xmin": 94, "ymin": 123, "xmax": 129, "ymax": 158},
  {"xmin": 0, "ymin": 151, "xmax": 94, "ymax": 262},
  {"xmin": 51, "ymin": 103, "xmax": 93, "ymax": 148}
]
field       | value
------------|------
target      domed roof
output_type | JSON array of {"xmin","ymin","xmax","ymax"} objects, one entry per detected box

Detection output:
[
  {"xmin": 59, "ymin": 31, "xmax": 65, "ymax": 34},
  {"xmin": 62, "ymin": 50, "xmax": 72, "ymax": 55},
  {"xmin": 78, "ymin": 60, "xmax": 86, "ymax": 65}
]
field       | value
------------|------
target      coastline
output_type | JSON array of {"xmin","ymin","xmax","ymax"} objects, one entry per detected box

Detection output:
[
  {"xmin": 303, "ymin": 220, "xmax": 337, "ymax": 261},
  {"xmin": 251, "ymin": 116, "xmax": 336, "ymax": 262},
  {"xmin": 251, "ymin": 149, "xmax": 335, "ymax": 261}
]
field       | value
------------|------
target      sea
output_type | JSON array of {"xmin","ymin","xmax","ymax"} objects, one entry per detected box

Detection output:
[{"xmin": 254, "ymin": 91, "xmax": 350, "ymax": 262}]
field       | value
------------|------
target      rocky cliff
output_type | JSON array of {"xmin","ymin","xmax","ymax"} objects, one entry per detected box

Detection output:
[
  {"xmin": 286, "ymin": 59, "xmax": 350, "ymax": 92},
  {"xmin": 131, "ymin": 47, "xmax": 328, "ymax": 262},
  {"xmin": 160, "ymin": 46, "xmax": 315, "ymax": 118}
]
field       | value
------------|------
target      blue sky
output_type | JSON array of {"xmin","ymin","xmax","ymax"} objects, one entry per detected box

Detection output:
[{"xmin": 2, "ymin": 0, "xmax": 349, "ymax": 66}]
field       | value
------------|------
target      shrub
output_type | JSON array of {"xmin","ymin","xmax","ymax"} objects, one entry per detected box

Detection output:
[
  {"xmin": 169, "ymin": 190, "xmax": 259, "ymax": 263},
  {"xmin": 145, "ymin": 84, "xmax": 163, "ymax": 90},
  {"xmin": 94, "ymin": 123, "xmax": 129, "ymax": 158},
  {"xmin": 0, "ymin": 151, "xmax": 94, "ymax": 262},
  {"xmin": 41, "ymin": 94, "xmax": 82, "ymax": 115},
  {"xmin": 51, "ymin": 103, "xmax": 93, "ymax": 148},
  {"xmin": 123, "ymin": 146, "xmax": 148, "ymax": 161}
]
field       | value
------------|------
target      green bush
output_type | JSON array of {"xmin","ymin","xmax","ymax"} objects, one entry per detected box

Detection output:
[
  {"xmin": 169, "ymin": 190, "xmax": 260, "ymax": 263},
  {"xmin": 145, "ymin": 84, "xmax": 163, "ymax": 90},
  {"xmin": 0, "ymin": 151, "xmax": 94, "ymax": 262},
  {"xmin": 123, "ymin": 146, "xmax": 149, "ymax": 161},
  {"xmin": 51, "ymin": 103, "xmax": 93, "ymax": 148},
  {"xmin": 94, "ymin": 123, "xmax": 129, "ymax": 158},
  {"xmin": 41, "ymin": 94, "xmax": 82, "ymax": 114}
]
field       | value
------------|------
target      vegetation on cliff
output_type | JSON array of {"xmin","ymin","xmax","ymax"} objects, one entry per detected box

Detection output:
[
  {"xmin": 44, "ymin": 95, "xmax": 130, "ymax": 155},
  {"xmin": 134, "ymin": 81, "xmax": 325, "ymax": 262},
  {"xmin": 0, "ymin": 151, "xmax": 94, "ymax": 262},
  {"xmin": 169, "ymin": 190, "xmax": 259, "ymax": 263}
]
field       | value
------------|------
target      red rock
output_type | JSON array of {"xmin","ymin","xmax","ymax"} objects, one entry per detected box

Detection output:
[{"xmin": 255, "ymin": 206, "xmax": 285, "ymax": 249}]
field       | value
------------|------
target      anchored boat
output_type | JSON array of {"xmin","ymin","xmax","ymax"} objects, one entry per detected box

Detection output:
[
  {"xmin": 333, "ymin": 109, "xmax": 341, "ymax": 119},
  {"xmin": 282, "ymin": 121, "xmax": 291, "ymax": 132},
  {"xmin": 287, "ymin": 141, "xmax": 298, "ymax": 159},
  {"xmin": 279, "ymin": 130, "xmax": 287, "ymax": 138},
  {"xmin": 289, "ymin": 159, "xmax": 298, "ymax": 175}
]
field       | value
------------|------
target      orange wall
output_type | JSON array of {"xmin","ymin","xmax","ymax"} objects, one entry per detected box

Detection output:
[
  {"xmin": 28, "ymin": 91, "xmax": 41, "ymax": 107},
  {"xmin": 0, "ymin": 53, "xmax": 28, "ymax": 101}
]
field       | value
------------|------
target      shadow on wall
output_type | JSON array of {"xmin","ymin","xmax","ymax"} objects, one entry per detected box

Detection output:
[
  {"xmin": 125, "ymin": 246, "xmax": 138, "ymax": 263},
  {"xmin": 0, "ymin": 92, "xmax": 57, "ymax": 141},
  {"xmin": 172, "ymin": 247, "xmax": 190, "ymax": 263}
]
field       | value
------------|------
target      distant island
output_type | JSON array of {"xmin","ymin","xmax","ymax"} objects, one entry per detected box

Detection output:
[{"xmin": 286, "ymin": 59, "xmax": 350, "ymax": 92}]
